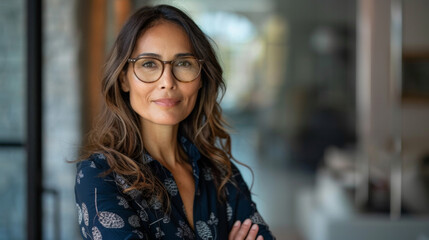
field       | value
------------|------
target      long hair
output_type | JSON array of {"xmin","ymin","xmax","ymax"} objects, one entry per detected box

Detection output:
[{"xmin": 82, "ymin": 4, "xmax": 242, "ymax": 207}]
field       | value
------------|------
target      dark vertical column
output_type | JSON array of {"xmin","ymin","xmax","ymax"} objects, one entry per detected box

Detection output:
[
  {"xmin": 26, "ymin": 0, "xmax": 43, "ymax": 239},
  {"xmin": 83, "ymin": 0, "xmax": 106, "ymax": 136}
]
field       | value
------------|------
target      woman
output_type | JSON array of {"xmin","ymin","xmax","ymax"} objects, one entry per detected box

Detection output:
[{"xmin": 75, "ymin": 4, "xmax": 275, "ymax": 240}]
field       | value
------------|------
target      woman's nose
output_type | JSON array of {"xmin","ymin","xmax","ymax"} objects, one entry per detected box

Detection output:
[{"xmin": 158, "ymin": 64, "xmax": 176, "ymax": 89}]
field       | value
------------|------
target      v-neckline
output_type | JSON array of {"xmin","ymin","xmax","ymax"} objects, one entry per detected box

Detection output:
[{"xmin": 159, "ymin": 161, "xmax": 197, "ymax": 231}]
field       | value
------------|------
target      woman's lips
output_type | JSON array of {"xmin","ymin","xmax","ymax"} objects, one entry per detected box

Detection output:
[{"xmin": 152, "ymin": 98, "xmax": 181, "ymax": 107}]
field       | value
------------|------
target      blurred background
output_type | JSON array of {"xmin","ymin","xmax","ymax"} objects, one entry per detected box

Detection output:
[{"xmin": 1, "ymin": 0, "xmax": 429, "ymax": 239}]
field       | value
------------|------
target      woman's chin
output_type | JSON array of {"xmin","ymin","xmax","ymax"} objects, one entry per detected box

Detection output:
[{"xmin": 140, "ymin": 116, "xmax": 184, "ymax": 127}]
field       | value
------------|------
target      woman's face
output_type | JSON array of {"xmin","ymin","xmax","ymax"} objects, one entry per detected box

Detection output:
[{"xmin": 121, "ymin": 21, "xmax": 201, "ymax": 127}]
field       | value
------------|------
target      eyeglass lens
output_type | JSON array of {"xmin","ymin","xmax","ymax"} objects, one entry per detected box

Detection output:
[{"xmin": 133, "ymin": 57, "xmax": 201, "ymax": 82}]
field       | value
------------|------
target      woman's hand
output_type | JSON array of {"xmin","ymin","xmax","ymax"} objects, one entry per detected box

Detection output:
[{"xmin": 228, "ymin": 219, "xmax": 264, "ymax": 240}]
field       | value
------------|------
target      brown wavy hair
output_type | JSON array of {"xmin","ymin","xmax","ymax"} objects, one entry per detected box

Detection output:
[{"xmin": 82, "ymin": 5, "xmax": 246, "ymax": 206}]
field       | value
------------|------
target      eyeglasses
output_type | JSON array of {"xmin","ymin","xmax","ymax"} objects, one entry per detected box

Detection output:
[{"xmin": 127, "ymin": 56, "xmax": 204, "ymax": 83}]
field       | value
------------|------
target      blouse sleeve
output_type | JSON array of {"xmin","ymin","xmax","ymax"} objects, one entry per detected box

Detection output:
[
  {"xmin": 226, "ymin": 163, "xmax": 276, "ymax": 240},
  {"xmin": 74, "ymin": 154, "xmax": 147, "ymax": 240}
]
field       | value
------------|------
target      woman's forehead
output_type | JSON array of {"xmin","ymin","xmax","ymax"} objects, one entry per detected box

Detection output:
[{"xmin": 132, "ymin": 21, "xmax": 193, "ymax": 58}]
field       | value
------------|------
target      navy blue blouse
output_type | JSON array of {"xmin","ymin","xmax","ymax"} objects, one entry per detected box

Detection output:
[{"xmin": 74, "ymin": 138, "xmax": 276, "ymax": 239}]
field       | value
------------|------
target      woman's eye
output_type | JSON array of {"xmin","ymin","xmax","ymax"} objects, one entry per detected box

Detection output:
[
  {"xmin": 176, "ymin": 60, "xmax": 191, "ymax": 67},
  {"xmin": 142, "ymin": 61, "xmax": 157, "ymax": 68}
]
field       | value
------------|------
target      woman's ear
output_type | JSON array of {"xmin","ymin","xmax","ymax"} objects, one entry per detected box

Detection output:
[{"xmin": 120, "ymin": 70, "xmax": 130, "ymax": 92}]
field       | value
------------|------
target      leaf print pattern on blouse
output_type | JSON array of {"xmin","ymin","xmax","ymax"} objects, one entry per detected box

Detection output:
[
  {"xmin": 95, "ymin": 153, "xmax": 106, "ymax": 160},
  {"xmin": 141, "ymin": 199, "xmax": 149, "ymax": 208},
  {"xmin": 114, "ymin": 174, "xmax": 142, "ymax": 199},
  {"xmin": 155, "ymin": 227, "xmax": 165, "ymax": 239},
  {"xmin": 176, "ymin": 220, "xmax": 194, "ymax": 239},
  {"xmin": 163, "ymin": 214, "xmax": 171, "ymax": 223},
  {"xmin": 133, "ymin": 230, "xmax": 145, "ymax": 239},
  {"xmin": 82, "ymin": 203, "xmax": 89, "ymax": 226},
  {"xmin": 128, "ymin": 215, "xmax": 141, "ymax": 228},
  {"xmin": 203, "ymin": 168, "xmax": 213, "ymax": 181},
  {"xmin": 76, "ymin": 203, "xmax": 82, "ymax": 225},
  {"xmin": 196, "ymin": 221, "xmax": 213, "ymax": 240},
  {"xmin": 117, "ymin": 195, "xmax": 129, "ymax": 208},
  {"xmin": 98, "ymin": 211, "xmax": 125, "ymax": 228},
  {"xmin": 226, "ymin": 203, "xmax": 233, "ymax": 221},
  {"xmin": 164, "ymin": 178, "xmax": 178, "ymax": 196},
  {"xmin": 142, "ymin": 154, "xmax": 154, "ymax": 164},
  {"xmin": 138, "ymin": 209, "xmax": 149, "ymax": 222},
  {"xmin": 207, "ymin": 212, "xmax": 218, "ymax": 225},
  {"xmin": 77, "ymin": 170, "xmax": 84, "ymax": 184},
  {"xmin": 176, "ymin": 228, "xmax": 184, "ymax": 238},
  {"xmin": 250, "ymin": 211, "xmax": 267, "ymax": 226},
  {"xmin": 90, "ymin": 161, "xmax": 96, "ymax": 168},
  {"xmin": 92, "ymin": 226, "xmax": 102, "ymax": 240},
  {"xmin": 127, "ymin": 189, "xmax": 142, "ymax": 199},
  {"xmin": 114, "ymin": 174, "xmax": 130, "ymax": 189},
  {"xmin": 150, "ymin": 196, "xmax": 162, "ymax": 210},
  {"xmin": 225, "ymin": 187, "xmax": 230, "ymax": 196},
  {"xmin": 81, "ymin": 227, "xmax": 87, "ymax": 239}
]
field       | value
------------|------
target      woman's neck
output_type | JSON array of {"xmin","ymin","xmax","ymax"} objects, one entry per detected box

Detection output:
[{"xmin": 141, "ymin": 119, "xmax": 181, "ymax": 169}]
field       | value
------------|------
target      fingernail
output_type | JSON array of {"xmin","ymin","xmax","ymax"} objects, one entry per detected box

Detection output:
[
  {"xmin": 243, "ymin": 219, "xmax": 251, "ymax": 226},
  {"xmin": 234, "ymin": 220, "xmax": 240, "ymax": 227},
  {"xmin": 251, "ymin": 224, "xmax": 258, "ymax": 230}
]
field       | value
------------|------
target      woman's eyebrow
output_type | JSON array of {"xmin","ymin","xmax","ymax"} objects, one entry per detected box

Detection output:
[
  {"xmin": 135, "ymin": 52, "xmax": 195, "ymax": 58},
  {"xmin": 136, "ymin": 53, "xmax": 161, "ymax": 58},
  {"xmin": 175, "ymin": 53, "xmax": 194, "ymax": 57}
]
